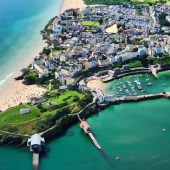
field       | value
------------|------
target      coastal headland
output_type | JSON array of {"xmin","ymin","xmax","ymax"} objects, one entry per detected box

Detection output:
[{"xmin": 0, "ymin": 0, "xmax": 170, "ymax": 146}]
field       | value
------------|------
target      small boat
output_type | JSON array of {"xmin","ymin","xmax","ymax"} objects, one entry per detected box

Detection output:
[
  {"xmin": 134, "ymin": 93, "xmax": 137, "ymax": 96},
  {"xmin": 163, "ymin": 128, "xmax": 166, "ymax": 132},
  {"xmin": 136, "ymin": 82, "xmax": 141, "ymax": 85},
  {"xmin": 142, "ymin": 90, "xmax": 146, "ymax": 93},
  {"xmin": 146, "ymin": 79, "xmax": 150, "ymax": 81},
  {"xmin": 163, "ymin": 84, "xmax": 167, "ymax": 86},
  {"xmin": 147, "ymin": 83, "xmax": 152, "ymax": 86},
  {"xmin": 138, "ymin": 86, "xmax": 142, "ymax": 90},
  {"xmin": 116, "ymin": 157, "xmax": 120, "ymax": 160}
]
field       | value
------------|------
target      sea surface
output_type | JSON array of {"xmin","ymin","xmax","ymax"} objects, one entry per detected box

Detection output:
[
  {"xmin": 0, "ymin": 71, "xmax": 170, "ymax": 170},
  {"xmin": 0, "ymin": 0, "xmax": 62, "ymax": 86}
]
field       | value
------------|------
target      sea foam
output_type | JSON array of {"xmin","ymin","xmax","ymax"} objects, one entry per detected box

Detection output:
[{"xmin": 0, "ymin": 72, "xmax": 14, "ymax": 86}]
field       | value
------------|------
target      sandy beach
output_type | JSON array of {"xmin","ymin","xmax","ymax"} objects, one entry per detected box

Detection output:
[
  {"xmin": 60, "ymin": 0, "xmax": 86, "ymax": 14},
  {"xmin": 87, "ymin": 79, "xmax": 106, "ymax": 92},
  {"xmin": 0, "ymin": 0, "xmax": 86, "ymax": 112},
  {"xmin": 0, "ymin": 80, "xmax": 46, "ymax": 112}
]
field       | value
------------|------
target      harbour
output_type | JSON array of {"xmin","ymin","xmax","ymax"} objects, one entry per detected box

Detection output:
[
  {"xmin": 0, "ymin": 71, "xmax": 170, "ymax": 169},
  {"xmin": 1, "ymin": 98, "xmax": 170, "ymax": 170}
]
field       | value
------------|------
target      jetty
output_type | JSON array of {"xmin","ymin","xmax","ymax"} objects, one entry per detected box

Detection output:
[
  {"xmin": 27, "ymin": 134, "xmax": 45, "ymax": 169},
  {"xmin": 79, "ymin": 120, "xmax": 101, "ymax": 150},
  {"xmin": 97, "ymin": 92, "xmax": 170, "ymax": 104},
  {"xmin": 150, "ymin": 67, "xmax": 158, "ymax": 78}
]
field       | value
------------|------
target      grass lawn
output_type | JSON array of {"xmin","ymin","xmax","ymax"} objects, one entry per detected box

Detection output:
[
  {"xmin": 131, "ymin": 0, "xmax": 169, "ymax": 3},
  {"xmin": 0, "ymin": 91, "xmax": 85, "ymax": 124},
  {"xmin": 0, "ymin": 104, "xmax": 42, "ymax": 124},
  {"xmin": 53, "ymin": 49, "xmax": 63, "ymax": 53},
  {"xmin": 129, "ymin": 61, "xmax": 143, "ymax": 68},
  {"xmin": 0, "ymin": 90, "xmax": 87, "ymax": 136},
  {"xmin": 48, "ymin": 91, "xmax": 85, "ymax": 105},
  {"xmin": 25, "ymin": 70, "xmax": 37, "ymax": 77},
  {"xmin": 82, "ymin": 21, "xmax": 100, "ymax": 27}
]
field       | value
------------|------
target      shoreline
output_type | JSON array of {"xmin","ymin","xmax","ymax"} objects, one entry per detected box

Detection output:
[
  {"xmin": 0, "ymin": 0, "xmax": 86, "ymax": 112},
  {"xmin": 59, "ymin": 0, "xmax": 86, "ymax": 14},
  {"xmin": 0, "ymin": 0, "xmax": 75, "ymax": 111}
]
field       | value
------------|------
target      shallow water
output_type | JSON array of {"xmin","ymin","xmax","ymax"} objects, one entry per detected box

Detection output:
[{"xmin": 0, "ymin": 0, "xmax": 62, "ymax": 85}]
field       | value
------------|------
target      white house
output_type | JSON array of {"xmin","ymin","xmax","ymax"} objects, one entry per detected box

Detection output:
[
  {"xmin": 165, "ymin": 45, "xmax": 170, "ymax": 55},
  {"xmin": 20, "ymin": 108, "xmax": 30, "ymax": 115},
  {"xmin": 34, "ymin": 62, "xmax": 49, "ymax": 78}
]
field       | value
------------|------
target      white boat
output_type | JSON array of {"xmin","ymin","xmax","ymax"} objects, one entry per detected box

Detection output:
[
  {"xmin": 163, "ymin": 84, "xmax": 167, "ymax": 86},
  {"xmin": 138, "ymin": 86, "xmax": 142, "ymax": 90},
  {"xmin": 147, "ymin": 83, "xmax": 152, "ymax": 86},
  {"xmin": 146, "ymin": 79, "xmax": 150, "ymax": 81}
]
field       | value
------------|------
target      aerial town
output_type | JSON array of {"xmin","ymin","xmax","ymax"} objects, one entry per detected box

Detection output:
[
  {"xmin": 34, "ymin": 4, "xmax": 170, "ymax": 87},
  {"xmin": 27, "ymin": 4, "xmax": 170, "ymax": 100},
  {"xmin": 0, "ymin": 2, "xmax": 170, "ymax": 169}
]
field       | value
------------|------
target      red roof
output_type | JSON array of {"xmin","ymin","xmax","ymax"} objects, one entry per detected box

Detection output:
[{"xmin": 80, "ymin": 121, "xmax": 90, "ymax": 129}]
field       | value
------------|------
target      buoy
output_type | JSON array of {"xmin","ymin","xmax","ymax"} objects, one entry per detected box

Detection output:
[{"xmin": 116, "ymin": 156, "xmax": 120, "ymax": 160}]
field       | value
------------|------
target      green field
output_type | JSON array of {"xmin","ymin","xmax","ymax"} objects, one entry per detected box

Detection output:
[
  {"xmin": 0, "ymin": 91, "xmax": 84, "ymax": 124},
  {"xmin": 82, "ymin": 21, "xmax": 100, "ymax": 27},
  {"xmin": 0, "ymin": 90, "xmax": 91, "ymax": 138},
  {"xmin": 48, "ymin": 91, "xmax": 84, "ymax": 104},
  {"xmin": 83, "ymin": 0, "xmax": 170, "ymax": 5}
]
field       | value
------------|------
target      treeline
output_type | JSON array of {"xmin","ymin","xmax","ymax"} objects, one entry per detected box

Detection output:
[
  {"xmin": 159, "ymin": 12, "xmax": 170, "ymax": 27},
  {"xmin": 83, "ymin": 0, "xmax": 130, "ymax": 5}
]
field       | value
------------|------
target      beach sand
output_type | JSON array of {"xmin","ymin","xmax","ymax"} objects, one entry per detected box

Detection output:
[
  {"xmin": 0, "ymin": 0, "xmax": 86, "ymax": 112},
  {"xmin": 87, "ymin": 79, "xmax": 106, "ymax": 92},
  {"xmin": 0, "ymin": 80, "xmax": 46, "ymax": 112},
  {"xmin": 60, "ymin": 0, "xmax": 86, "ymax": 14}
]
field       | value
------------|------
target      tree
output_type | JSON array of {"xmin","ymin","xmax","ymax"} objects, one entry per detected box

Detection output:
[{"xmin": 159, "ymin": 12, "xmax": 170, "ymax": 27}]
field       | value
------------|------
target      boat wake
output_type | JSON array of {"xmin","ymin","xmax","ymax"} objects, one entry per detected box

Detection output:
[{"xmin": 99, "ymin": 149, "xmax": 115, "ymax": 170}]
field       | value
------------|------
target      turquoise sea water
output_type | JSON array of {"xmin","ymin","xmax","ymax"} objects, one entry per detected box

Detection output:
[
  {"xmin": 0, "ymin": 0, "xmax": 62, "ymax": 85},
  {"xmin": 0, "ymin": 71, "xmax": 170, "ymax": 170},
  {"xmin": 105, "ymin": 71, "xmax": 170, "ymax": 96}
]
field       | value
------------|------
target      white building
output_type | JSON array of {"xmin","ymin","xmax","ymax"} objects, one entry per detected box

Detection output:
[
  {"xmin": 55, "ymin": 71, "xmax": 60, "ymax": 79},
  {"xmin": 34, "ymin": 62, "xmax": 49, "ymax": 78},
  {"xmin": 20, "ymin": 108, "xmax": 30, "ymax": 115},
  {"xmin": 165, "ymin": 45, "xmax": 170, "ymax": 55}
]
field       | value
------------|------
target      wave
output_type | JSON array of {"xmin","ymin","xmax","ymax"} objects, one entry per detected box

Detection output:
[{"xmin": 0, "ymin": 72, "xmax": 15, "ymax": 86}]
